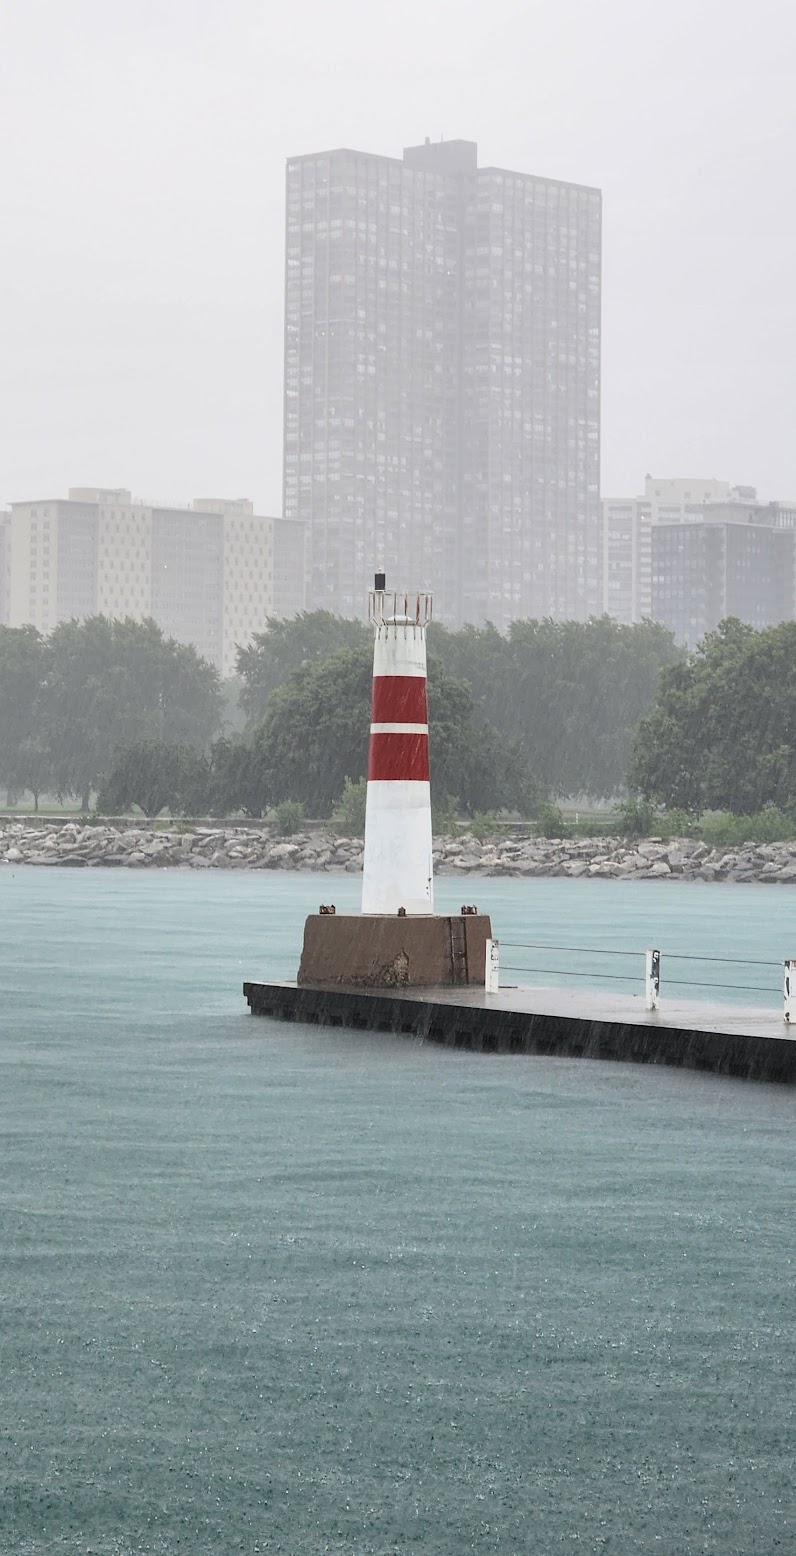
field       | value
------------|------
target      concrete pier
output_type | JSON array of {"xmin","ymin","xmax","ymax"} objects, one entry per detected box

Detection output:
[{"xmin": 242, "ymin": 980, "xmax": 796, "ymax": 1086}]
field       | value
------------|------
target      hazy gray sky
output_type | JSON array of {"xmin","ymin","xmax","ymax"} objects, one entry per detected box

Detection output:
[{"xmin": 1, "ymin": 0, "xmax": 794, "ymax": 510}]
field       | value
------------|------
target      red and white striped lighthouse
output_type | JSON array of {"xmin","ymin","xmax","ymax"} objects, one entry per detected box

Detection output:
[
  {"xmin": 361, "ymin": 577, "xmax": 434, "ymax": 916},
  {"xmin": 292, "ymin": 575, "xmax": 492, "ymax": 988}
]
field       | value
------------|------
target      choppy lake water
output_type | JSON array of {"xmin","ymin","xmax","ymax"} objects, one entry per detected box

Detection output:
[{"xmin": 1, "ymin": 868, "xmax": 794, "ymax": 1553}]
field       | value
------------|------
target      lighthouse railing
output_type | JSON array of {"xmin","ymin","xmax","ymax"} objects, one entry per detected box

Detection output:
[{"xmin": 368, "ymin": 590, "xmax": 433, "ymax": 628}]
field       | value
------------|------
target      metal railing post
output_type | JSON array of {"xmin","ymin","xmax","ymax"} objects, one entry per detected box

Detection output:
[
  {"xmin": 784, "ymin": 960, "xmax": 795, "ymax": 1024},
  {"xmin": 645, "ymin": 948, "xmax": 660, "ymax": 1011},
  {"xmin": 485, "ymin": 938, "xmax": 500, "ymax": 994}
]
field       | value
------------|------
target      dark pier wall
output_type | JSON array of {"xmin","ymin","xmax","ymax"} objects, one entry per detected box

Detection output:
[{"xmin": 242, "ymin": 982, "xmax": 796, "ymax": 1087}]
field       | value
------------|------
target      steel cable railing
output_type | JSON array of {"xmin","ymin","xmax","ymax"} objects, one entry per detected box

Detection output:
[{"xmin": 484, "ymin": 936, "xmax": 794, "ymax": 1021}]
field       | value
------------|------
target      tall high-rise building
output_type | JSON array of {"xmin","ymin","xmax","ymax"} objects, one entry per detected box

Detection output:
[
  {"xmin": 4, "ymin": 488, "xmax": 305, "ymax": 676},
  {"xmin": 284, "ymin": 138, "xmax": 602, "ymax": 628}
]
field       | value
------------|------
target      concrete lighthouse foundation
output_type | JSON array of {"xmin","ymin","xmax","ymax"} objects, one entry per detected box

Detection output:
[
  {"xmin": 296, "ymin": 578, "xmax": 492, "ymax": 991},
  {"xmin": 297, "ymin": 908, "xmax": 492, "ymax": 989}
]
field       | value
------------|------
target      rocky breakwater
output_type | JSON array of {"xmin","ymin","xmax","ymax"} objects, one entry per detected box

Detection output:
[
  {"xmin": 3, "ymin": 821, "xmax": 796, "ymax": 882},
  {"xmin": 435, "ymin": 835, "xmax": 796, "ymax": 882},
  {"xmin": 0, "ymin": 821, "xmax": 364, "ymax": 873}
]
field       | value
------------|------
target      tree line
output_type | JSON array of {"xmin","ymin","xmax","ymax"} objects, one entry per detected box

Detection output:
[
  {"xmin": 235, "ymin": 611, "xmax": 681, "ymax": 802},
  {"xmin": 0, "ymin": 617, "xmax": 222, "ymax": 812},
  {"xmin": 4, "ymin": 609, "xmax": 794, "ymax": 822},
  {"xmin": 230, "ymin": 610, "xmax": 682, "ymax": 814}
]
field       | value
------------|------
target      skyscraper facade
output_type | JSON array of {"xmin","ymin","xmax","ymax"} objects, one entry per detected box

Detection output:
[{"xmin": 283, "ymin": 139, "xmax": 601, "ymax": 628}]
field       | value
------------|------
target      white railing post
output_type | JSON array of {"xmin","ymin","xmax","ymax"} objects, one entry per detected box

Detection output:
[
  {"xmin": 485, "ymin": 938, "xmax": 500, "ymax": 994},
  {"xmin": 784, "ymin": 960, "xmax": 795, "ymax": 1024},
  {"xmin": 645, "ymin": 948, "xmax": 660, "ymax": 1011}
]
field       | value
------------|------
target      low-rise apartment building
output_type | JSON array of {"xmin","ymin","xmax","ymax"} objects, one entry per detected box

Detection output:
[
  {"xmin": 651, "ymin": 500, "xmax": 796, "ymax": 646},
  {"xmin": 4, "ymin": 487, "xmax": 304, "ymax": 676},
  {"xmin": 602, "ymin": 477, "xmax": 744, "ymax": 625}
]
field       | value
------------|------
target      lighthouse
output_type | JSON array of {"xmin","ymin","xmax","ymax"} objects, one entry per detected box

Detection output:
[
  {"xmin": 361, "ymin": 576, "xmax": 433, "ymax": 915},
  {"xmin": 296, "ymin": 574, "xmax": 492, "ymax": 989}
]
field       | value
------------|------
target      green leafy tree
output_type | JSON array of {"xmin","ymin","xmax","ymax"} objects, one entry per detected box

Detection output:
[
  {"xmin": 97, "ymin": 740, "xmax": 210, "ymax": 818},
  {"xmin": 272, "ymin": 800, "xmax": 306, "ymax": 835},
  {"xmin": 250, "ymin": 645, "xmax": 373, "ymax": 814},
  {"xmin": 0, "ymin": 625, "xmax": 53, "ymax": 808},
  {"xmin": 431, "ymin": 615, "xmax": 680, "ymax": 798},
  {"xmin": 535, "ymin": 802, "xmax": 570, "ymax": 839},
  {"xmin": 219, "ymin": 676, "xmax": 247, "ymax": 736},
  {"xmin": 207, "ymin": 736, "xmax": 267, "ymax": 817},
  {"xmin": 613, "ymin": 796, "xmax": 657, "ymax": 837},
  {"xmin": 236, "ymin": 612, "xmax": 370, "ymax": 726},
  {"xmin": 42, "ymin": 616, "xmax": 222, "ymax": 811},
  {"xmin": 453, "ymin": 719, "xmax": 543, "ymax": 816},
  {"xmin": 431, "ymin": 792, "xmax": 461, "ymax": 837},
  {"xmin": 234, "ymin": 610, "xmax": 678, "ymax": 805},
  {"xmin": 248, "ymin": 644, "xmax": 542, "ymax": 818},
  {"xmin": 630, "ymin": 618, "xmax": 796, "ymax": 815},
  {"xmin": 332, "ymin": 777, "xmax": 368, "ymax": 836}
]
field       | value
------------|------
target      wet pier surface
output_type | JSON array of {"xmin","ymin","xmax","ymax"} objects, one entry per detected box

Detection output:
[{"xmin": 243, "ymin": 979, "xmax": 796, "ymax": 1085}]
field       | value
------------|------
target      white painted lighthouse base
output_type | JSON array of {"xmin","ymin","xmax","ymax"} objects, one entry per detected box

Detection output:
[{"xmin": 361, "ymin": 780, "xmax": 434, "ymax": 915}]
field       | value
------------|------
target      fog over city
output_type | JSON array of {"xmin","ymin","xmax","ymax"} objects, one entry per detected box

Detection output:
[{"xmin": 1, "ymin": 0, "xmax": 794, "ymax": 509}]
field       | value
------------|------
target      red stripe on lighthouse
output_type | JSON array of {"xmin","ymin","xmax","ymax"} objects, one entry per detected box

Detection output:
[
  {"xmin": 371, "ymin": 675, "xmax": 428, "ymax": 724},
  {"xmin": 368, "ymin": 732, "xmax": 430, "ymax": 782}
]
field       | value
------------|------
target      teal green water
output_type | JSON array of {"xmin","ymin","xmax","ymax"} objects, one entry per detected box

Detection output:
[{"xmin": 1, "ymin": 868, "xmax": 794, "ymax": 1553}]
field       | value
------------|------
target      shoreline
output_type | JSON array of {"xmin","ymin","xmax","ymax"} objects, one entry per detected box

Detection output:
[{"xmin": 3, "ymin": 820, "xmax": 796, "ymax": 883}]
